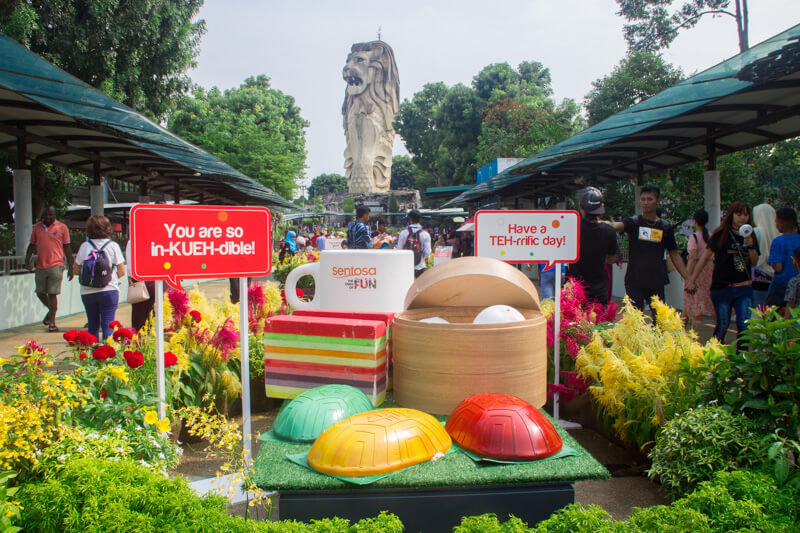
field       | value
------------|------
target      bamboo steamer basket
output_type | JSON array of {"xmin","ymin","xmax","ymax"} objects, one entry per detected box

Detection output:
[{"xmin": 392, "ymin": 256, "xmax": 547, "ymax": 415}]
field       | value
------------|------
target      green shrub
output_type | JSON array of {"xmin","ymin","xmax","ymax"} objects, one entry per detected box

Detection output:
[
  {"xmin": 453, "ymin": 513, "xmax": 533, "ymax": 533},
  {"xmin": 33, "ymin": 426, "xmax": 181, "ymax": 478},
  {"xmin": 704, "ymin": 307, "xmax": 800, "ymax": 437},
  {"xmin": 674, "ymin": 470, "xmax": 798, "ymax": 532},
  {"xmin": 0, "ymin": 472, "xmax": 21, "ymax": 533},
  {"xmin": 625, "ymin": 505, "xmax": 711, "ymax": 532},
  {"xmin": 18, "ymin": 458, "xmax": 402, "ymax": 533},
  {"xmin": 648, "ymin": 406, "xmax": 762, "ymax": 496},
  {"xmin": 533, "ymin": 504, "xmax": 621, "ymax": 532}
]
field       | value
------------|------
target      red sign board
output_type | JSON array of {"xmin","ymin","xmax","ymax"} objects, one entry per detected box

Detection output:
[{"xmin": 130, "ymin": 205, "xmax": 272, "ymax": 290}]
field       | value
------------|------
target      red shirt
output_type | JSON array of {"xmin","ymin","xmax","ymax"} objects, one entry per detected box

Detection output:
[{"xmin": 30, "ymin": 220, "xmax": 70, "ymax": 269}]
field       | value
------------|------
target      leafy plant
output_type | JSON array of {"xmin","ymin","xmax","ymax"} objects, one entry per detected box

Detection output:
[
  {"xmin": 673, "ymin": 470, "xmax": 799, "ymax": 532},
  {"xmin": 761, "ymin": 429, "xmax": 800, "ymax": 488},
  {"xmin": 624, "ymin": 505, "xmax": 710, "ymax": 532},
  {"xmin": 0, "ymin": 472, "xmax": 21, "ymax": 533},
  {"xmin": 648, "ymin": 406, "xmax": 762, "ymax": 496},
  {"xmin": 708, "ymin": 307, "xmax": 800, "ymax": 437},
  {"xmin": 18, "ymin": 458, "xmax": 401, "ymax": 533},
  {"xmin": 453, "ymin": 513, "xmax": 532, "ymax": 533},
  {"xmin": 271, "ymin": 250, "xmax": 320, "ymax": 289},
  {"xmin": 0, "ymin": 341, "xmax": 88, "ymax": 478},
  {"xmin": 532, "ymin": 504, "xmax": 619, "ymax": 532}
]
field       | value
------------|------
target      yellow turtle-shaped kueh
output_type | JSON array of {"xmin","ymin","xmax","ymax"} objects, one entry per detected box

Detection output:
[{"xmin": 307, "ymin": 408, "xmax": 451, "ymax": 477}]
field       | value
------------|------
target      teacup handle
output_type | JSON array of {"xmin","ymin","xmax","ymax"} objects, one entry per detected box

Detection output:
[{"xmin": 285, "ymin": 263, "xmax": 320, "ymax": 309}]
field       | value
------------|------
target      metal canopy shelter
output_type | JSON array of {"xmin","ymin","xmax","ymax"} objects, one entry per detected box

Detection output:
[
  {"xmin": 0, "ymin": 32, "xmax": 296, "ymax": 209},
  {"xmin": 444, "ymin": 23, "xmax": 800, "ymax": 207}
]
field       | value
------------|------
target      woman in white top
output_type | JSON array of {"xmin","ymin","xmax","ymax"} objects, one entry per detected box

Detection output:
[
  {"xmin": 752, "ymin": 203, "xmax": 778, "ymax": 308},
  {"xmin": 72, "ymin": 216, "xmax": 125, "ymax": 341}
]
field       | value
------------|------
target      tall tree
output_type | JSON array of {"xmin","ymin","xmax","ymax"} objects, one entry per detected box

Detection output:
[
  {"xmin": 616, "ymin": 0, "xmax": 749, "ymax": 53},
  {"xmin": 0, "ymin": 0, "xmax": 206, "ymax": 120},
  {"xmin": 390, "ymin": 155, "xmax": 419, "ymax": 190},
  {"xmin": 584, "ymin": 52, "xmax": 684, "ymax": 126},
  {"xmin": 394, "ymin": 82, "xmax": 449, "ymax": 186},
  {"xmin": 476, "ymin": 98, "xmax": 583, "ymax": 166},
  {"xmin": 472, "ymin": 61, "xmax": 553, "ymax": 102},
  {"xmin": 307, "ymin": 173, "xmax": 347, "ymax": 199},
  {"xmin": 169, "ymin": 76, "xmax": 308, "ymax": 198},
  {"xmin": 0, "ymin": 0, "xmax": 206, "ymax": 219}
]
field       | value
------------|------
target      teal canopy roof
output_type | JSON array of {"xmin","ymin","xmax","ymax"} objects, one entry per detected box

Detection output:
[
  {"xmin": 445, "ymin": 24, "xmax": 800, "ymax": 206},
  {"xmin": 0, "ymin": 32, "xmax": 297, "ymax": 210}
]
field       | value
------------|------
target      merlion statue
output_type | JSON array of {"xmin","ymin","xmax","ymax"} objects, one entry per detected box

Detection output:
[{"xmin": 342, "ymin": 41, "xmax": 399, "ymax": 193}]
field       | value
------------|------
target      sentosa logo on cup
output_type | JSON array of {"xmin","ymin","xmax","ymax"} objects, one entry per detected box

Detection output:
[
  {"xmin": 331, "ymin": 266, "xmax": 378, "ymax": 278},
  {"xmin": 285, "ymin": 250, "xmax": 414, "ymax": 312}
]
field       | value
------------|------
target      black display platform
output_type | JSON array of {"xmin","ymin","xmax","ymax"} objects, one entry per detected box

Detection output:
[{"xmin": 276, "ymin": 481, "xmax": 574, "ymax": 532}]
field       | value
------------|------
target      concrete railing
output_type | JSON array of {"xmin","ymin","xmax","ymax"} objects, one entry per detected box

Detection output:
[{"xmin": 0, "ymin": 273, "xmax": 221, "ymax": 330}]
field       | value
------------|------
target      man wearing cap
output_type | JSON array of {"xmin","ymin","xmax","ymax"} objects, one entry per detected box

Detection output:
[{"xmin": 568, "ymin": 188, "xmax": 619, "ymax": 304}]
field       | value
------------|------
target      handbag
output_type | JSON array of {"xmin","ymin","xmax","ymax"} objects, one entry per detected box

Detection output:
[{"xmin": 127, "ymin": 280, "xmax": 150, "ymax": 304}]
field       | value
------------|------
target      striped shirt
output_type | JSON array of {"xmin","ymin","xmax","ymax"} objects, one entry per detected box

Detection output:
[{"xmin": 347, "ymin": 221, "xmax": 371, "ymax": 249}]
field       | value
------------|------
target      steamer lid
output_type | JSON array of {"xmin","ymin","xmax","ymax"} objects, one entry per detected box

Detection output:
[{"xmin": 404, "ymin": 256, "xmax": 541, "ymax": 311}]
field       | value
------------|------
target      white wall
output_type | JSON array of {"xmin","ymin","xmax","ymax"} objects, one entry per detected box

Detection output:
[
  {"xmin": 0, "ymin": 274, "xmax": 220, "ymax": 330},
  {"xmin": 611, "ymin": 263, "xmax": 684, "ymax": 311}
]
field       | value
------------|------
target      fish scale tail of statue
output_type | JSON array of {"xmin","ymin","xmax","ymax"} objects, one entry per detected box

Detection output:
[{"xmin": 342, "ymin": 40, "xmax": 399, "ymax": 194}]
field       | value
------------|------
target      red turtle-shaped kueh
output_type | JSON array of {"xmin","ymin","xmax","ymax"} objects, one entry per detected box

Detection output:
[{"xmin": 446, "ymin": 393, "xmax": 563, "ymax": 461}]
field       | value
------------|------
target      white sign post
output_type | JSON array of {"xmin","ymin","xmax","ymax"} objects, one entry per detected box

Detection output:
[
  {"xmin": 474, "ymin": 210, "xmax": 581, "ymax": 428},
  {"xmin": 239, "ymin": 277, "xmax": 252, "ymax": 467}
]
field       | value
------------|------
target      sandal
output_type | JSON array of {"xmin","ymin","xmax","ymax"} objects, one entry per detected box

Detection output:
[
  {"xmin": 48, "ymin": 324, "xmax": 59, "ymax": 332},
  {"xmin": 43, "ymin": 312, "xmax": 52, "ymax": 326}
]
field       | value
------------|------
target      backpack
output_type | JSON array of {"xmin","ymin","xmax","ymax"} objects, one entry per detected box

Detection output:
[
  {"xmin": 404, "ymin": 226, "xmax": 424, "ymax": 265},
  {"xmin": 79, "ymin": 240, "xmax": 113, "ymax": 288}
]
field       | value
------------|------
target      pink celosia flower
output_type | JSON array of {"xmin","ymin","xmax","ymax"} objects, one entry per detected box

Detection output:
[
  {"xmin": 210, "ymin": 318, "xmax": 239, "ymax": 361},
  {"xmin": 168, "ymin": 289, "xmax": 190, "ymax": 322}
]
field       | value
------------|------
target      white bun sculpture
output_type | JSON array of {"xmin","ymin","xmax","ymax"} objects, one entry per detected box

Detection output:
[{"xmin": 472, "ymin": 305, "xmax": 526, "ymax": 325}]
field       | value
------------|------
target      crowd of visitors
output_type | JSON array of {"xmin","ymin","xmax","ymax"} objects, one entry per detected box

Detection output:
[{"xmin": 22, "ymin": 196, "xmax": 799, "ymax": 345}]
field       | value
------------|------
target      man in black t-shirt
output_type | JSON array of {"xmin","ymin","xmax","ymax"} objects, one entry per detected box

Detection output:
[
  {"xmin": 568, "ymin": 187, "xmax": 618, "ymax": 304},
  {"xmin": 607, "ymin": 184, "xmax": 691, "ymax": 313}
]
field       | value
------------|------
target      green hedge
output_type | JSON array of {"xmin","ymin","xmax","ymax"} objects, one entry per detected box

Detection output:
[
  {"xmin": 17, "ymin": 459, "xmax": 402, "ymax": 533},
  {"xmin": 451, "ymin": 471, "xmax": 799, "ymax": 533},
  {"xmin": 17, "ymin": 460, "xmax": 798, "ymax": 533}
]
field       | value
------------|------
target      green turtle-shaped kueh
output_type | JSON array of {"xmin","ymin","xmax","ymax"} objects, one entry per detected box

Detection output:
[{"xmin": 272, "ymin": 384, "xmax": 374, "ymax": 443}]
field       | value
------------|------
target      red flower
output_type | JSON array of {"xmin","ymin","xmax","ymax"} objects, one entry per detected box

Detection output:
[
  {"xmin": 210, "ymin": 318, "xmax": 239, "ymax": 361},
  {"xmin": 100, "ymin": 387, "xmax": 108, "ymax": 399},
  {"xmin": 168, "ymin": 289, "xmax": 190, "ymax": 322},
  {"xmin": 109, "ymin": 320, "xmax": 122, "ymax": 330},
  {"xmin": 164, "ymin": 351, "xmax": 177, "ymax": 368},
  {"xmin": 76, "ymin": 331, "xmax": 98, "ymax": 346},
  {"xmin": 63, "ymin": 330, "xmax": 79, "ymax": 346},
  {"xmin": 123, "ymin": 350, "xmax": 144, "ymax": 369},
  {"xmin": 112, "ymin": 328, "xmax": 134, "ymax": 344},
  {"xmin": 92, "ymin": 345, "xmax": 116, "ymax": 361},
  {"xmin": 189, "ymin": 310, "xmax": 202, "ymax": 322},
  {"xmin": 79, "ymin": 352, "xmax": 87, "ymax": 360}
]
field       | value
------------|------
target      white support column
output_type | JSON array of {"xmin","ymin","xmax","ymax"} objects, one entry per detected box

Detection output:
[
  {"xmin": 12, "ymin": 169, "xmax": 32, "ymax": 257},
  {"xmin": 634, "ymin": 185, "xmax": 643, "ymax": 216},
  {"xmin": 704, "ymin": 170, "xmax": 721, "ymax": 232},
  {"xmin": 90, "ymin": 184, "xmax": 104, "ymax": 216}
]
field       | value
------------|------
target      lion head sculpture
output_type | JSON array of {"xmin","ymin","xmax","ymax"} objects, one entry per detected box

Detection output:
[{"xmin": 342, "ymin": 41, "xmax": 400, "ymax": 193}]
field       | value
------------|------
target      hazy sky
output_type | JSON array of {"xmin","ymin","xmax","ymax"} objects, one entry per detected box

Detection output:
[{"xmin": 189, "ymin": 1, "xmax": 800, "ymax": 194}]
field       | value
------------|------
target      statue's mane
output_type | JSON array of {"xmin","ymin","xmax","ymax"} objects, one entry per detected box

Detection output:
[{"xmin": 342, "ymin": 41, "xmax": 400, "ymax": 132}]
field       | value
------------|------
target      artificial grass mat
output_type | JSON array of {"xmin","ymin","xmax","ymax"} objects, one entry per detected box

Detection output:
[{"xmin": 252, "ymin": 395, "xmax": 609, "ymax": 491}]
